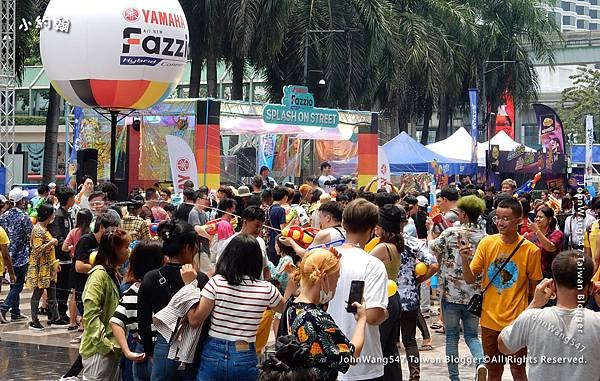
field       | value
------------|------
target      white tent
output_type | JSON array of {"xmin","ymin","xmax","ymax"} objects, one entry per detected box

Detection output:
[
  {"xmin": 426, "ymin": 127, "xmax": 475, "ymax": 162},
  {"xmin": 477, "ymin": 130, "xmax": 535, "ymax": 166}
]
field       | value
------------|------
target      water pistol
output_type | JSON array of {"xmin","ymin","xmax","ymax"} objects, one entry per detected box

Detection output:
[
  {"xmin": 515, "ymin": 172, "xmax": 542, "ymax": 196},
  {"xmin": 281, "ymin": 226, "xmax": 319, "ymax": 248}
]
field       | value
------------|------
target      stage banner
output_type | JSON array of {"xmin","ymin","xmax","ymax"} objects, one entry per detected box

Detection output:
[
  {"xmin": 166, "ymin": 135, "xmax": 199, "ymax": 192},
  {"xmin": 258, "ymin": 135, "xmax": 276, "ymax": 172},
  {"xmin": 468, "ymin": 88, "xmax": 478, "ymax": 162},
  {"xmin": 496, "ymin": 147, "xmax": 565, "ymax": 174},
  {"xmin": 586, "ymin": 115, "xmax": 594, "ymax": 185},
  {"xmin": 533, "ymin": 104, "xmax": 566, "ymax": 156}
]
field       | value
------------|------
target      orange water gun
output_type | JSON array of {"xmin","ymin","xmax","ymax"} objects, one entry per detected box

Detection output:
[{"xmin": 281, "ymin": 226, "xmax": 319, "ymax": 248}]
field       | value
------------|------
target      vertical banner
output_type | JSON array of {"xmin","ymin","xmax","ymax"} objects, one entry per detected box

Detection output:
[
  {"xmin": 195, "ymin": 100, "xmax": 221, "ymax": 189},
  {"xmin": 495, "ymin": 104, "xmax": 513, "ymax": 139},
  {"xmin": 357, "ymin": 113, "xmax": 379, "ymax": 187},
  {"xmin": 533, "ymin": 104, "xmax": 566, "ymax": 155},
  {"xmin": 586, "ymin": 115, "xmax": 594, "ymax": 186},
  {"xmin": 257, "ymin": 135, "xmax": 276, "ymax": 172},
  {"xmin": 468, "ymin": 88, "xmax": 478, "ymax": 162},
  {"xmin": 166, "ymin": 135, "xmax": 199, "ymax": 192},
  {"xmin": 377, "ymin": 146, "xmax": 391, "ymax": 191},
  {"xmin": 65, "ymin": 106, "xmax": 83, "ymax": 188}
]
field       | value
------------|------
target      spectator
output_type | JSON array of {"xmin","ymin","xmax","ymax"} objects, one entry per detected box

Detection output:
[
  {"xmin": 48, "ymin": 186, "xmax": 76, "ymax": 322},
  {"xmin": 287, "ymin": 248, "xmax": 367, "ymax": 380},
  {"xmin": 525, "ymin": 206, "xmax": 563, "ymax": 279},
  {"xmin": 500, "ymin": 178, "xmax": 517, "ymax": 196},
  {"xmin": 260, "ymin": 166, "xmax": 278, "ymax": 189},
  {"xmin": 184, "ymin": 234, "xmax": 285, "ymax": 381},
  {"xmin": 267, "ymin": 187, "xmax": 288, "ymax": 266},
  {"xmin": 459, "ymin": 198, "xmax": 542, "ymax": 381},
  {"xmin": 436, "ymin": 186, "xmax": 460, "ymax": 223},
  {"xmin": 75, "ymin": 176, "xmax": 95, "ymax": 210},
  {"xmin": 80, "ymin": 228, "xmax": 131, "ymax": 381},
  {"xmin": 429, "ymin": 195, "xmax": 487, "ymax": 381},
  {"xmin": 0, "ymin": 187, "xmax": 33, "ymax": 323},
  {"xmin": 120, "ymin": 198, "xmax": 151, "ymax": 242},
  {"xmin": 499, "ymin": 251, "xmax": 600, "ymax": 380},
  {"xmin": 318, "ymin": 162, "xmax": 336, "ymax": 194},
  {"xmin": 138, "ymin": 221, "xmax": 209, "ymax": 380},
  {"xmin": 327, "ymin": 199, "xmax": 389, "ymax": 381},
  {"xmin": 0, "ymin": 224, "xmax": 15, "ymax": 297},
  {"xmin": 174, "ymin": 188, "xmax": 196, "ymax": 222},
  {"xmin": 247, "ymin": 175, "xmax": 264, "ymax": 207}
]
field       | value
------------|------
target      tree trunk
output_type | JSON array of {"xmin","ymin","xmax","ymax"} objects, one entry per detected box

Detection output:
[
  {"xmin": 206, "ymin": 47, "xmax": 218, "ymax": 98},
  {"xmin": 231, "ymin": 56, "xmax": 244, "ymax": 100},
  {"xmin": 188, "ymin": 47, "xmax": 203, "ymax": 98},
  {"xmin": 436, "ymin": 93, "xmax": 450, "ymax": 141},
  {"xmin": 42, "ymin": 85, "xmax": 60, "ymax": 184},
  {"xmin": 420, "ymin": 97, "xmax": 433, "ymax": 145}
]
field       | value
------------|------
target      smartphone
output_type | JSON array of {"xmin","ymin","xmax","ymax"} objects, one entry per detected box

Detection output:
[{"xmin": 346, "ymin": 280, "xmax": 365, "ymax": 313}]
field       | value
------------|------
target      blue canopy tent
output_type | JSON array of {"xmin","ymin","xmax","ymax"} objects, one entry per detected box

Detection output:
[{"xmin": 383, "ymin": 132, "xmax": 477, "ymax": 175}]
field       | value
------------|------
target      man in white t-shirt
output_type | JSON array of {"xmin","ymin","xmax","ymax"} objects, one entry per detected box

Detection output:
[
  {"xmin": 328, "ymin": 199, "xmax": 389, "ymax": 381},
  {"xmin": 318, "ymin": 162, "xmax": 337, "ymax": 194},
  {"xmin": 499, "ymin": 251, "xmax": 600, "ymax": 381},
  {"xmin": 218, "ymin": 206, "xmax": 270, "ymax": 279}
]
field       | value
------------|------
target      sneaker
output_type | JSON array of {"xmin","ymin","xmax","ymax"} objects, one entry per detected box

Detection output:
[
  {"xmin": 59, "ymin": 376, "xmax": 80, "ymax": 381},
  {"xmin": 476, "ymin": 364, "xmax": 488, "ymax": 381},
  {"xmin": 29, "ymin": 321, "xmax": 45, "ymax": 331},
  {"xmin": 11, "ymin": 314, "xmax": 28, "ymax": 321},
  {"xmin": 67, "ymin": 325, "xmax": 79, "ymax": 331},
  {"xmin": 69, "ymin": 335, "xmax": 81, "ymax": 344},
  {"xmin": 0, "ymin": 309, "xmax": 7, "ymax": 324},
  {"xmin": 48, "ymin": 318, "xmax": 69, "ymax": 328}
]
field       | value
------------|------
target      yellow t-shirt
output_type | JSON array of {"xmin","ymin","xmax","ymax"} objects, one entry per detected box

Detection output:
[
  {"xmin": 0, "ymin": 227, "xmax": 9, "ymax": 274},
  {"xmin": 583, "ymin": 221, "xmax": 600, "ymax": 281},
  {"xmin": 470, "ymin": 234, "xmax": 542, "ymax": 331}
]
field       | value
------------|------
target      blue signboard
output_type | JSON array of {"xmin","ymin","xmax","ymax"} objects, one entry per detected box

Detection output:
[
  {"xmin": 0, "ymin": 167, "xmax": 5, "ymax": 196},
  {"xmin": 262, "ymin": 85, "xmax": 339, "ymax": 128}
]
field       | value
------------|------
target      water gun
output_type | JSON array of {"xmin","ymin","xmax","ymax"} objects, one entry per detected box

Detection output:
[
  {"xmin": 28, "ymin": 196, "xmax": 46, "ymax": 225},
  {"xmin": 546, "ymin": 195, "xmax": 561, "ymax": 213},
  {"xmin": 281, "ymin": 226, "xmax": 319, "ymax": 248},
  {"xmin": 285, "ymin": 208, "xmax": 298, "ymax": 224},
  {"xmin": 149, "ymin": 220, "xmax": 167, "ymax": 238},
  {"xmin": 515, "ymin": 172, "xmax": 542, "ymax": 196},
  {"xmin": 202, "ymin": 217, "xmax": 239, "ymax": 236},
  {"xmin": 430, "ymin": 205, "xmax": 451, "ymax": 231}
]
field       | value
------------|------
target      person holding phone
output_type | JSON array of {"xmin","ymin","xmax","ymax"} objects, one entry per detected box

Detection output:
[
  {"xmin": 524, "ymin": 206, "xmax": 563, "ymax": 280},
  {"xmin": 288, "ymin": 248, "xmax": 367, "ymax": 381}
]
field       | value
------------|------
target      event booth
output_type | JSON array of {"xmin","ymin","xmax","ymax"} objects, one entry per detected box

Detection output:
[{"xmin": 383, "ymin": 132, "xmax": 477, "ymax": 175}]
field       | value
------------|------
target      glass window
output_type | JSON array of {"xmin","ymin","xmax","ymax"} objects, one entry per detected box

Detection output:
[
  {"xmin": 563, "ymin": 15, "xmax": 573, "ymax": 25},
  {"xmin": 591, "ymin": 23, "xmax": 599, "ymax": 30},
  {"xmin": 576, "ymin": 6, "xmax": 587, "ymax": 15},
  {"xmin": 577, "ymin": 20, "xmax": 585, "ymax": 28},
  {"xmin": 591, "ymin": 10, "xmax": 598, "ymax": 19}
]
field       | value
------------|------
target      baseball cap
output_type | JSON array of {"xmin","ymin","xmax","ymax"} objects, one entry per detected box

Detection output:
[
  {"xmin": 417, "ymin": 195, "xmax": 429, "ymax": 208},
  {"xmin": 48, "ymin": 182, "xmax": 57, "ymax": 189},
  {"xmin": 8, "ymin": 187, "xmax": 29, "ymax": 203},
  {"xmin": 0, "ymin": 194, "xmax": 6, "ymax": 203}
]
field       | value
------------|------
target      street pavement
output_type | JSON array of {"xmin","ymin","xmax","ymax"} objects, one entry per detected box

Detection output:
[{"xmin": 0, "ymin": 287, "xmax": 514, "ymax": 380}]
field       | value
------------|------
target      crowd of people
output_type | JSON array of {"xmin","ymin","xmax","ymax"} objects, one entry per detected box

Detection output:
[{"xmin": 0, "ymin": 165, "xmax": 599, "ymax": 381}]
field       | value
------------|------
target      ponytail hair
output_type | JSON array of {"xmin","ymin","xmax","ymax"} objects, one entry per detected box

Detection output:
[{"xmin": 157, "ymin": 220, "xmax": 197, "ymax": 258}]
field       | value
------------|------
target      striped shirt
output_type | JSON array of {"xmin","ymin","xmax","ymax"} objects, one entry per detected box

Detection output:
[
  {"xmin": 201, "ymin": 275, "xmax": 282, "ymax": 342},
  {"xmin": 110, "ymin": 283, "xmax": 141, "ymax": 339}
]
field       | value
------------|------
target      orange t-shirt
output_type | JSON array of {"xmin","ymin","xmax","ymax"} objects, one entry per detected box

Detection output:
[{"xmin": 470, "ymin": 234, "xmax": 542, "ymax": 331}]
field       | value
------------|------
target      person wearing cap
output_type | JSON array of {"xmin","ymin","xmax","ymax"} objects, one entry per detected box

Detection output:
[
  {"xmin": 0, "ymin": 187, "xmax": 33, "ymax": 322},
  {"xmin": 414, "ymin": 195, "xmax": 430, "ymax": 239},
  {"xmin": 368, "ymin": 204, "xmax": 405, "ymax": 380},
  {"xmin": 235, "ymin": 185, "xmax": 252, "ymax": 217},
  {"xmin": 429, "ymin": 195, "xmax": 488, "ymax": 381},
  {"xmin": 0, "ymin": 194, "xmax": 8, "ymax": 214}
]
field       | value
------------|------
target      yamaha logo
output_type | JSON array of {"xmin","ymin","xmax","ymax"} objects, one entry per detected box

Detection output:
[
  {"xmin": 177, "ymin": 158, "xmax": 190, "ymax": 172},
  {"xmin": 123, "ymin": 8, "xmax": 140, "ymax": 22}
]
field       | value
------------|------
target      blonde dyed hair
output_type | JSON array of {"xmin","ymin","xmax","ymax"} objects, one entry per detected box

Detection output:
[{"xmin": 294, "ymin": 248, "xmax": 341, "ymax": 287}]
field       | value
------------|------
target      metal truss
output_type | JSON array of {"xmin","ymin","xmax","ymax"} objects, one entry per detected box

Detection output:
[{"xmin": 0, "ymin": 0, "xmax": 16, "ymax": 188}]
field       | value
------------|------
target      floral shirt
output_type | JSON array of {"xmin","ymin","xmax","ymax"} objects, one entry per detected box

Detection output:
[
  {"xmin": 429, "ymin": 224, "xmax": 485, "ymax": 305},
  {"xmin": 289, "ymin": 302, "xmax": 355, "ymax": 381},
  {"xmin": 397, "ymin": 235, "xmax": 437, "ymax": 311},
  {"xmin": 0, "ymin": 207, "xmax": 33, "ymax": 268},
  {"xmin": 26, "ymin": 224, "xmax": 57, "ymax": 289}
]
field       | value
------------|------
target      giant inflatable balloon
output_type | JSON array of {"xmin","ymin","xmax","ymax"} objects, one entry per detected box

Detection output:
[{"xmin": 40, "ymin": 0, "xmax": 189, "ymax": 110}]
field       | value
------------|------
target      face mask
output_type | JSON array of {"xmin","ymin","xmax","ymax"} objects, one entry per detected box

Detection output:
[{"xmin": 319, "ymin": 279, "xmax": 334, "ymax": 304}]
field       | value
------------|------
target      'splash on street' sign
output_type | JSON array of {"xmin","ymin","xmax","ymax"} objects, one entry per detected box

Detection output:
[{"xmin": 262, "ymin": 85, "xmax": 339, "ymax": 128}]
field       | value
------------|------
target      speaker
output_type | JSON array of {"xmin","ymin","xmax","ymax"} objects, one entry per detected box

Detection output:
[
  {"xmin": 236, "ymin": 147, "xmax": 257, "ymax": 178},
  {"xmin": 76, "ymin": 148, "xmax": 98, "ymax": 185}
]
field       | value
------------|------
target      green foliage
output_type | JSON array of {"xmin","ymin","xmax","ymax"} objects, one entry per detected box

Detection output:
[
  {"xmin": 15, "ymin": 116, "xmax": 65, "ymax": 125},
  {"xmin": 558, "ymin": 67, "xmax": 600, "ymax": 144}
]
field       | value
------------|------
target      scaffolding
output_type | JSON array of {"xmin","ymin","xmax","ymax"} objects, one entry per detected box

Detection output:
[{"xmin": 0, "ymin": 0, "xmax": 16, "ymax": 189}]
